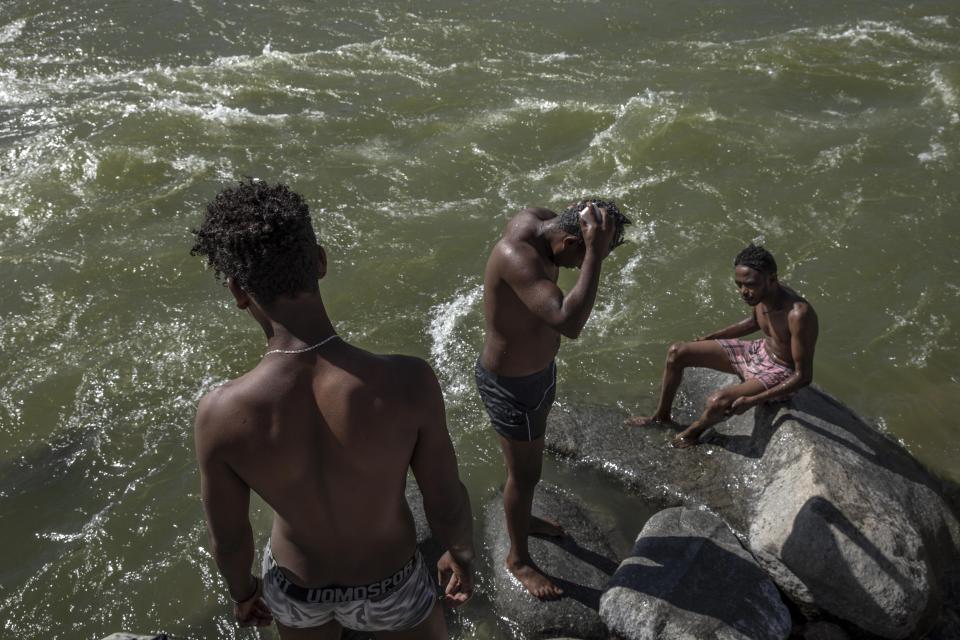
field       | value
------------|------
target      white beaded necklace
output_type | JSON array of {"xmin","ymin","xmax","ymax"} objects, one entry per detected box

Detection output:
[{"xmin": 264, "ymin": 334, "xmax": 340, "ymax": 356}]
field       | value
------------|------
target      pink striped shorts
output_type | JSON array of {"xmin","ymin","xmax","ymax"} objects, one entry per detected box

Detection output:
[{"xmin": 716, "ymin": 338, "xmax": 794, "ymax": 391}]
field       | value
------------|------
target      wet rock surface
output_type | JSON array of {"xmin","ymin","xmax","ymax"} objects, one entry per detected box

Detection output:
[
  {"xmin": 483, "ymin": 483, "xmax": 618, "ymax": 639},
  {"xmin": 792, "ymin": 621, "xmax": 851, "ymax": 640},
  {"xmin": 547, "ymin": 368, "xmax": 960, "ymax": 639},
  {"xmin": 600, "ymin": 506, "xmax": 790, "ymax": 640}
]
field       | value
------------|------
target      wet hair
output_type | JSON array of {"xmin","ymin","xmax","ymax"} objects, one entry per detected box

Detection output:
[
  {"xmin": 734, "ymin": 243, "xmax": 778, "ymax": 275},
  {"xmin": 190, "ymin": 178, "xmax": 319, "ymax": 305},
  {"xmin": 556, "ymin": 198, "xmax": 631, "ymax": 250}
]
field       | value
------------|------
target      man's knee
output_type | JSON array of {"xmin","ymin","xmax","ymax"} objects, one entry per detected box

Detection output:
[
  {"xmin": 507, "ymin": 459, "xmax": 543, "ymax": 488},
  {"xmin": 665, "ymin": 342, "xmax": 689, "ymax": 368}
]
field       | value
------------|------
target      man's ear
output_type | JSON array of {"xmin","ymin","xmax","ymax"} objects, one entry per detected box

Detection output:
[
  {"xmin": 562, "ymin": 235, "xmax": 579, "ymax": 250},
  {"xmin": 227, "ymin": 277, "xmax": 251, "ymax": 309},
  {"xmin": 317, "ymin": 245, "xmax": 327, "ymax": 280}
]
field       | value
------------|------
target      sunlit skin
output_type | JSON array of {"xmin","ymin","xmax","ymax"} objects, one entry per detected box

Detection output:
[
  {"xmin": 480, "ymin": 204, "xmax": 616, "ymax": 599},
  {"xmin": 195, "ymin": 246, "xmax": 475, "ymax": 640},
  {"xmin": 626, "ymin": 263, "xmax": 819, "ymax": 449}
]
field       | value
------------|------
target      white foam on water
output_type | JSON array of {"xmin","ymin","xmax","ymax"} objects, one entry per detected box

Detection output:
[
  {"xmin": 924, "ymin": 67, "xmax": 958, "ymax": 109},
  {"xmin": 918, "ymin": 141, "xmax": 947, "ymax": 164},
  {"xmin": 522, "ymin": 51, "xmax": 579, "ymax": 64},
  {"xmin": 514, "ymin": 97, "xmax": 560, "ymax": 112},
  {"xmin": 921, "ymin": 16, "xmax": 951, "ymax": 27},
  {"xmin": 792, "ymin": 20, "xmax": 945, "ymax": 51},
  {"xmin": 617, "ymin": 219, "xmax": 658, "ymax": 287},
  {"xmin": 171, "ymin": 154, "xmax": 213, "ymax": 176},
  {"xmin": 813, "ymin": 135, "xmax": 867, "ymax": 171},
  {"xmin": 147, "ymin": 94, "xmax": 289, "ymax": 125},
  {"xmin": 428, "ymin": 284, "xmax": 483, "ymax": 398},
  {"xmin": 590, "ymin": 89, "xmax": 679, "ymax": 149},
  {"xmin": 0, "ymin": 18, "xmax": 25, "ymax": 44}
]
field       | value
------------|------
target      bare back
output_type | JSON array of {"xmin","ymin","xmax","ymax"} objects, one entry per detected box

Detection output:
[
  {"xmin": 198, "ymin": 340, "xmax": 427, "ymax": 586},
  {"xmin": 481, "ymin": 209, "xmax": 563, "ymax": 376}
]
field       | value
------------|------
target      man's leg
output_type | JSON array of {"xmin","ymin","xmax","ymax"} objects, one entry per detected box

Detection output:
[
  {"xmin": 277, "ymin": 620, "xmax": 342, "ymax": 640},
  {"xmin": 497, "ymin": 434, "xmax": 563, "ymax": 600},
  {"xmin": 376, "ymin": 600, "xmax": 446, "ymax": 640},
  {"xmin": 626, "ymin": 340, "xmax": 737, "ymax": 427},
  {"xmin": 672, "ymin": 378, "xmax": 766, "ymax": 448}
]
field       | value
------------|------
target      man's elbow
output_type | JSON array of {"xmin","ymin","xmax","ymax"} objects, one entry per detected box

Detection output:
[
  {"xmin": 207, "ymin": 527, "xmax": 253, "ymax": 559},
  {"xmin": 556, "ymin": 318, "xmax": 583, "ymax": 339},
  {"xmin": 560, "ymin": 326, "xmax": 582, "ymax": 339},
  {"xmin": 422, "ymin": 484, "xmax": 469, "ymax": 527}
]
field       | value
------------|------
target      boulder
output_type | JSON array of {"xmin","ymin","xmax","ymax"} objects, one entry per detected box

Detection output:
[
  {"xmin": 483, "ymin": 483, "xmax": 619, "ymax": 639},
  {"xmin": 793, "ymin": 621, "xmax": 850, "ymax": 640},
  {"xmin": 547, "ymin": 368, "xmax": 960, "ymax": 639},
  {"xmin": 600, "ymin": 506, "xmax": 791, "ymax": 640}
]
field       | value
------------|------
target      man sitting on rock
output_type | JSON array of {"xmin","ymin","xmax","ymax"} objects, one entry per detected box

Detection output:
[
  {"xmin": 626, "ymin": 243, "xmax": 818, "ymax": 448},
  {"xmin": 191, "ymin": 179, "xmax": 474, "ymax": 638}
]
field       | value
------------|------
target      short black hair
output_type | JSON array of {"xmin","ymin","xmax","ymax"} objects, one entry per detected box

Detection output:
[
  {"xmin": 557, "ymin": 198, "xmax": 631, "ymax": 250},
  {"xmin": 734, "ymin": 243, "xmax": 777, "ymax": 275},
  {"xmin": 191, "ymin": 179, "xmax": 319, "ymax": 305}
]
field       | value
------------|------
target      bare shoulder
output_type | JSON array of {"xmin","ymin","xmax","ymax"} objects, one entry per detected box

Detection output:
[
  {"xmin": 379, "ymin": 354, "xmax": 441, "ymax": 397},
  {"xmin": 491, "ymin": 211, "xmax": 549, "ymax": 279},
  {"xmin": 194, "ymin": 373, "xmax": 267, "ymax": 452},
  {"xmin": 784, "ymin": 289, "xmax": 818, "ymax": 332}
]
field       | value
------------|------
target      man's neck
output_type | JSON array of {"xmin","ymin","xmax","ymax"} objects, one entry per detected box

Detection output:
[
  {"xmin": 537, "ymin": 224, "xmax": 567, "ymax": 264},
  {"xmin": 258, "ymin": 293, "xmax": 337, "ymax": 350},
  {"xmin": 761, "ymin": 284, "xmax": 786, "ymax": 312}
]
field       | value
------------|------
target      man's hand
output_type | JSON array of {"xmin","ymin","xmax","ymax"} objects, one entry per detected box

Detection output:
[
  {"xmin": 437, "ymin": 551, "xmax": 473, "ymax": 607},
  {"xmin": 232, "ymin": 576, "xmax": 273, "ymax": 627},
  {"xmin": 728, "ymin": 396, "xmax": 757, "ymax": 416},
  {"xmin": 579, "ymin": 204, "xmax": 616, "ymax": 259}
]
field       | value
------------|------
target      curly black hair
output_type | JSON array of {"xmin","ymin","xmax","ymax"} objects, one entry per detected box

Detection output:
[
  {"xmin": 734, "ymin": 243, "xmax": 778, "ymax": 275},
  {"xmin": 557, "ymin": 199, "xmax": 631, "ymax": 251},
  {"xmin": 190, "ymin": 179, "xmax": 320, "ymax": 305}
]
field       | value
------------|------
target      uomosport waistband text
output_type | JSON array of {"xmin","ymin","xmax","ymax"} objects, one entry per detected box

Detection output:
[{"xmin": 267, "ymin": 554, "xmax": 417, "ymax": 603}]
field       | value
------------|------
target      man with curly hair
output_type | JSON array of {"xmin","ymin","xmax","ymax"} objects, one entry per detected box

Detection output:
[
  {"xmin": 627, "ymin": 243, "xmax": 819, "ymax": 449},
  {"xmin": 476, "ymin": 200, "xmax": 630, "ymax": 599},
  {"xmin": 191, "ymin": 179, "xmax": 474, "ymax": 639}
]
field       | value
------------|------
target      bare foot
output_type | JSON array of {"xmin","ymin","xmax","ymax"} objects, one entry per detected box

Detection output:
[
  {"xmin": 625, "ymin": 414, "xmax": 679, "ymax": 428},
  {"xmin": 507, "ymin": 559, "xmax": 563, "ymax": 600},
  {"xmin": 671, "ymin": 433, "xmax": 700, "ymax": 449},
  {"xmin": 530, "ymin": 515, "xmax": 565, "ymax": 538}
]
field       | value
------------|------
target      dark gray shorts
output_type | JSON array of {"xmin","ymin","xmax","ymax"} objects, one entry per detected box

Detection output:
[{"xmin": 474, "ymin": 359, "xmax": 557, "ymax": 441}]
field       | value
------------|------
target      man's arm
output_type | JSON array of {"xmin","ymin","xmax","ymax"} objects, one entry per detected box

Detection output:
[
  {"xmin": 408, "ymin": 360, "xmax": 475, "ymax": 605},
  {"xmin": 195, "ymin": 391, "xmax": 271, "ymax": 625},
  {"xmin": 502, "ymin": 209, "xmax": 615, "ymax": 339},
  {"xmin": 732, "ymin": 304, "xmax": 819, "ymax": 411},
  {"xmin": 697, "ymin": 311, "xmax": 759, "ymax": 341}
]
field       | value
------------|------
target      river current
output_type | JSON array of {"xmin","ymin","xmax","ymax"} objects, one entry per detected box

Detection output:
[{"xmin": 1, "ymin": 1, "xmax": 958, "ymax": 638}]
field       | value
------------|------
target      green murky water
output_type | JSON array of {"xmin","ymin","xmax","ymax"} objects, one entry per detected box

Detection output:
[{"xmin": 1, "ymin": 1, "xmax": 958, "ymax": 637}]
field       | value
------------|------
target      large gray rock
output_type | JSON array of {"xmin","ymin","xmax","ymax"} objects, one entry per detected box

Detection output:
[
  {"xmin": 794, "ymin": 621, "xmax": 851, "ymax": 640},
  {"xmin": 547, "ymin": 368, "xmax": 960, "ymax": 639},
  {"xmin": 483, "ymin": 483, "xmax": 619, "ymax": 639},
  {"xmin": 600, "ymin": 507, "xmax": 790, "ymax": 640}
]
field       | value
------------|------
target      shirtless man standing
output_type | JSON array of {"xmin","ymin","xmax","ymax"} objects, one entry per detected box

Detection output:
[
  {"xmin": 626, "ymin": 244, "xmax": 819, "ymax": 448},
  {"xmin": 191, "ymin": 179, "xmax": 474, "ymax": 639},
  {"xmin": 476, "ymin": 200, "xmax": 629, "ymax": 599}
]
